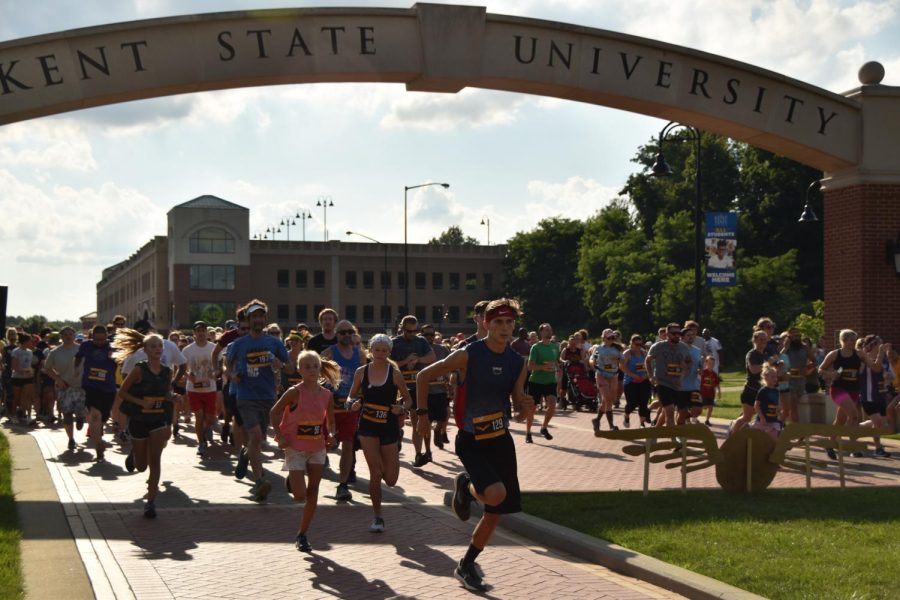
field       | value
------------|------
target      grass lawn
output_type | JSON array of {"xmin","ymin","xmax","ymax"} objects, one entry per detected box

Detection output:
[
  {"xmin": 0, "ymin": 431, "xmax": 23, "ymax": 599},
  {"xmin": 523, "ymin": 488, "xmax": 900, "ymax": 600}
]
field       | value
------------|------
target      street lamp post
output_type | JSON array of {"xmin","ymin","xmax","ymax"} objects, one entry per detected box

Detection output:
[
  {"xmin": 651, "ymin": 122, "xmax": 703, "ymax": 323},
  {"xmin": 347, "ymin": 230, "xmax": 389, "ymax": 333},
  {"xmin": 480, "ymin": 216, "xmax": 491, "ymax": 245},
  {"xmin": 316, "ymin": 196, "xmax": 334, "ymax": 241},
  {"xmin": 296, "ymin": 210, "xmax": 313, "ymax": 241},
  {"xmin": 404, "ymin": 182, "xmax": 450, "ymax": 313},
  {"xmin": 280, "ymin": 216, "xmax": 297, "ymax": 241}
]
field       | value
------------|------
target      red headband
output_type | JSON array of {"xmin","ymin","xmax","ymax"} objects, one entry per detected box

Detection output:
[{"xmin": 485, "ymin": 305, "xmax": 517, "ymax": 323}]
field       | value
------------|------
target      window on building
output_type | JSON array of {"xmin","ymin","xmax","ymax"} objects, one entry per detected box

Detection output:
[
  {"xmin": 465, "ymin": 272, "xmax": 477, "ymax": 290},
  {"xmin": 295, "ymin": 304, "xmax": 307, "ymax": 323},
  {"xmin": 189, "ymin": 227, "xmax": 235, "ymax": 253},
  {"xmin": 277, "ymin": 269, "xmax": 289, "ymax": 288},
  {"xmin": 277, "ymin": 304, "xmax": 289, "ymax": 322},
  {"xmin": 141, "ymin": 272, "xmax": 151, "ymax": 292},
  {"xmin": 295, "ymin": 270, "xmax": 307, "ymax": 288},
  {"xmin": 363, "ymin": 305, "xmax": 374, "ymax": 323},
  {"xmin": 380, "ymin": 305, "xmax": 391, "ymax": 323},
  {"xmin": 313, "ymin": 304, "xmax": 325, "ymax": 319},
  {"xmin": 398, "ymin": 272, "xmax": 406, "ymax": 290},
  {"xmin": 449, "ymin": 273, "xmax": 460, "ymax": 290},
  {"xmin": 345, "ymin": 305, "xmax": 357, "ymax": 323},
  {"xmin": 314, "ymin": 270, "xmax": 325, "ymax": 289},
  {"xmin": 415, "ymin": 305, "xmax": 426, "ymax": 322},
  {"xmin": 432, "ymin": 272, "xmax": 443, "ymax": 290},
  {"xmin": 381, "ymin": 271, "xmax": 391, "ymax": 289},
  {"xmin": 449, "ymin": 306, "xmax": 460, "ymax": 323},
  {"xmin": 189, "ymin": 265, "xmax": 235, "ymax": 290},
  {"xmin": 483, "ymin": 273, "xmax": 494, "ymax": 291},
  {"xmin": 415, "ymin": 272, "xmax": 426, "ymax": 290},
  {"xmin": 345, "ymin": 271, "xmax": 357, "ymax": 289},
  {"xmin": 432, "ymin": 306, "xmax": 445, "ymax": 323},
  {"xmin": 363, "ymin": 271, "xmax": 374, "ymax": 289}
]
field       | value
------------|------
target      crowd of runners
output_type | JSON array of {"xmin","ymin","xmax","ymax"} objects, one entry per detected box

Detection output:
[{"xmin": 2, "ymin": 304, "xmax": 898, "ymax": 592}]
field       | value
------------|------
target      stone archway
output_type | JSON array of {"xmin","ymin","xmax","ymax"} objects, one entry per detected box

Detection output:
[{"xmin": 1, "ymin": 3, "xmax": 897, "ymax": 340}]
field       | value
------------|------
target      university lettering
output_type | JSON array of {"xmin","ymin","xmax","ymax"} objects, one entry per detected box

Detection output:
[
  {"xmin": 515, "ymin": 35, "xmax": 841, "ymax": 136},
  {"xmin": 217, "ymin": 25, "xmax": 377, "ymax": 61}
]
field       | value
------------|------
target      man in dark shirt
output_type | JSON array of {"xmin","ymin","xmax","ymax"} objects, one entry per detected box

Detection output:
[
  {"xmin": 306, "ymin": 308, "xmax": 338, "ymax": 355},
  {"xmin": 459, "ymin": 300, "xmax": 489, "ymax": 347},
  {"xmin": 391, "ymin": 315, "xmax": 435, "ymax": 466}
]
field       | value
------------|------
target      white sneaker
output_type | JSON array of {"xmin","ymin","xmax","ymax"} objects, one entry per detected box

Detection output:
[{"xmin": 369, "ymin": 517, "xmax": 385, "ymax": 533}]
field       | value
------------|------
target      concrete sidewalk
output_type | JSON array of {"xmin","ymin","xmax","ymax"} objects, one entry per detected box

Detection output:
[{"xmin": 10, "ymin": 406, "xmax": 899, "ymax": 598}]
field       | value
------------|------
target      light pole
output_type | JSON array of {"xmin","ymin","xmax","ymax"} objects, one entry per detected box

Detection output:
[
  {"xmin": 265, "ymin": 224, "xmax": 282, "ymax": 240},
  {"xmin": 280, "ymin": 215, "xmax": 299, "ymax": 241},
  {"xmin": 347, "ymin": 230, "xmax": 389, "ymax": 333},
  {"xmin": 798, "ymin": 180, "xmax": 821, "ymax": 222},
  {"xmin": 316, "ymin": 196, "xmax": 334, "ymax": 241},
  {"xmin": 404, "ymin": 182, "xmax": 450, "ymax": 312},
  {"xmin": 651, "ymin": 121, "xmax": 702, "ymax": 323},
  {"xmin": 480, "ymin": 216, "xmax": 491, "ymax": 245},
  {"xmin": 296, "ymin": 210, "xmax": 313, "ymax": 241}
]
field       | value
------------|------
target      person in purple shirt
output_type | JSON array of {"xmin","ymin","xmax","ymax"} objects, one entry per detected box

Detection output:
[{"xmin": 75, "ymin": 324, "xmax": 117, "ymax": 462}]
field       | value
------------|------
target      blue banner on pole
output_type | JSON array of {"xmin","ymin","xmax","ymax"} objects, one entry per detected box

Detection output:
[{"xmin": 705, "ymin": 212, "xmax": 737, "ymax": 287}]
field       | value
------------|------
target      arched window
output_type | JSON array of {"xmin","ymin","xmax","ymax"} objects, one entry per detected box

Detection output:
[{"xmin": 189, "ymin": 227, "xmax": 235, "ymax": 253}]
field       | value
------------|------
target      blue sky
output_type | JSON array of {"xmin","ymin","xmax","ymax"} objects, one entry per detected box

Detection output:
[{"xmin": 1, "ymin": 0, "xmax": 899, "ymax": 320}]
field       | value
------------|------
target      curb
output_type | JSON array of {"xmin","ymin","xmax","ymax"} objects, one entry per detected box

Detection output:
[
  {"xmin": 5, "ymin": 425, "xmax": 94, "ymax": 600},
  {"xmin": 443, "ymin": 492, "xmax": 764, "ymax": 600}
]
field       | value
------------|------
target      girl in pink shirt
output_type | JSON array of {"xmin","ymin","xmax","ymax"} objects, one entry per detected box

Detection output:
[{"xmin": 270, "ymin": 351, "xmax": 339, "ymax": 552}]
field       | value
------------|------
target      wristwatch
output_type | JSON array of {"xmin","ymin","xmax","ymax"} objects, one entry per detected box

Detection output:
[{"xmin": 415, "ymin": 407, "xmax": 428, "ymax": 416}]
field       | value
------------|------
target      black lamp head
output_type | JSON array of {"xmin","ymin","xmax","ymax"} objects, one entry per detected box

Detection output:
[{"xmin": 651, "ymin": 152, "xmax": 673, "ymax": 176}]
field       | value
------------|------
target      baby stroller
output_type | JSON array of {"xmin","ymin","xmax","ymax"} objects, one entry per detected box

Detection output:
[{"xmin": 562, "ymin": 361, "xmax": 598, "ymax": 412}]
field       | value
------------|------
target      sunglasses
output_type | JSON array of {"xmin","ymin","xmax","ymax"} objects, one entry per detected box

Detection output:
[{"xmin": 337, "ymin": 329, "xmax": 354, "ymax": 335}]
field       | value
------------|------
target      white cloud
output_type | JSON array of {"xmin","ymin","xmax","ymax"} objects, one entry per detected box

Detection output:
[
  {"xmin": 0, "ymin": 120, "xmax": 97, "ymax": 172},
  {"xmin": 0, "ymin": 169, "xmax": 160, "ymax": 265},
  {"xmin": 519, "ymin": 175, "xmax": 622, "ymax": 228},
  {"xmin": 381, "ymin": 89, "xmax": 529, "ymax": 131}
]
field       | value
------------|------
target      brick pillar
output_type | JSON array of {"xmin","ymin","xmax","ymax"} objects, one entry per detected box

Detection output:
[{"xmin": 823, "ymin": 184, "xmax": 900, "ymax": 348}]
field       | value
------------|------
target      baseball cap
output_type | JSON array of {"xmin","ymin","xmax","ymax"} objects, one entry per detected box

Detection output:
[
  {"xmin": 246, "ymin": 303, "xmax": 266, "ymax": 315},
  {"xmin": 192, "ymin": 320, "xmax": 208, "ymax": 330}
]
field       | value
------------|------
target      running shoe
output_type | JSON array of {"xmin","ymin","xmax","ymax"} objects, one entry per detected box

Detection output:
[
  {"xmin": 442, "ymin": 432, "xmax": 450, "ymax": 444},
  {"xmin": 75, "ymin": 416, "xmax": 84, "ymax": 431},
  {"xmin": 172, "ymin": 422, "xmax": 180, "ymax": 438},
  {"xmin": 540, "ymin": 428, "xmax": 553, "ymax": 441},
  {"xmin": 295, "ymin": 533, "xmax": 312, "ymax": 552},
  {"xmin": 252, "ymin": 479, "xmax": 272, "ymax": 503},
  {"xmin": 851, "ymin": 451, "xmax": 864, "ymax": 458},
  {"xmin": 525, "ymin": 433, "xmax": 533, "ymax": 444},
  {"xmin": 220, "ymin": 423, "xmax": 231, "ymax": 444},
  {"xmin": 452, "ymin": 472, "xmax": 473, "ymax": 522},
  {"xmin": 434, "ymin": 433, "xmax": 445, "ymax": 450},
  {"xmin": 335, "ymin": 483, "xmax": 352, "ymax": 502},
  {"xmin": 454, "ymin": 560, "xmax": 487, "ymax": 592},
  {"xmin": 197, "ymin": 441, "xmax": 207, "ymax": 457},
  {"xmin": 144, "ymin": 501, "xmax": 156, "ymax": 519},
  {"xmin": 117, "ymin": 430, "xmax": 130, "ymax": 444},
  {"xmin": 235, "ymin": 447, "xmax": 249, "ymax": 480},
  {"xmin": 125, "ymin": 450, "xmax": 135, "ymax": 473},
  {"xmin": 826, "ymin": 447, "xmax": 838, "ymax": 460},
  {"xmin": 95, "ymin": 445, "xmax": 105, "ymax": 463},
  {"xmin": 369, "ymin": 517, "xmax": 385, "ymax": 533},
  {"xmin": 591, "ymin": 417, "xmax": 600, "ymax": 435},
  {"xmin": 875, "ymin": 447, "xmax": 891, "ymax": 458},
  {"xmin": 705, "ymin": 419, "xmax": 711, "ymax": 426},
  {"xmin": 623, "ymin": 416, "xmax": 631, "ymax": 428},
  {"xmin": 413, "ymin": 452, "xmax": 426, "ymax": 467},
  {"xmin": 422, "ymin": 451, "xmax": 433, "ymax": 465},
  {"xmin": 67, "ymin": 438, "xmax": 77, "ymax": 451},
  {"xmin": 27, "ymin": 418, "xmax": 37, "ymax": 428}
]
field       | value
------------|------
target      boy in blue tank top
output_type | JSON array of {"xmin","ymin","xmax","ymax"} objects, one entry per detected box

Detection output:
[{"xmin": 415, "ymin": 298, "xmax": 528, "ymax": 593}]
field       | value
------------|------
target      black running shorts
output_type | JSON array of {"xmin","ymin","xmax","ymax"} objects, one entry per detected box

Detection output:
[{"xmin": 455, "ymin": 430, "xmax": 521, "ymax": 515}]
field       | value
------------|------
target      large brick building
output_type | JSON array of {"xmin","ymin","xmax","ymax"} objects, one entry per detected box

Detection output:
[{"xmin": 96, "ymin": 195, "xmax": 505, "ymax": 335}]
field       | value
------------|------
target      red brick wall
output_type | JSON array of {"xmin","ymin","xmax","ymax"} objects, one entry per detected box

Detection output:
[{"xmin": 823, "ymin": 184, "xmax": 900, "ymax": 348}]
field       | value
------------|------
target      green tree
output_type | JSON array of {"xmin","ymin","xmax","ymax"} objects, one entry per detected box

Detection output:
[
  {"xmin": 503, "ymin": 217, "xmax": 590, "ymax": 333},
  {"xmin": 792, "ymin": 299, "xmax": 825, "ymax": 342},
  {"xmin": 428, "ymin": 225, "xmax": 478, "ymax": 246}
]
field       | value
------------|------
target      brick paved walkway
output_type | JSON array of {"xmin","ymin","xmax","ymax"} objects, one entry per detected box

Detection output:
[{"xmin": 17, "ymin": 405, "xmax": 900, "ymax": 599}]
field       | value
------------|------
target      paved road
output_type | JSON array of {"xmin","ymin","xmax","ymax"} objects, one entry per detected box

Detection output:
[{"xmin": 13, "ymin": 404, "xmax": 900, "ymax": 599}]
